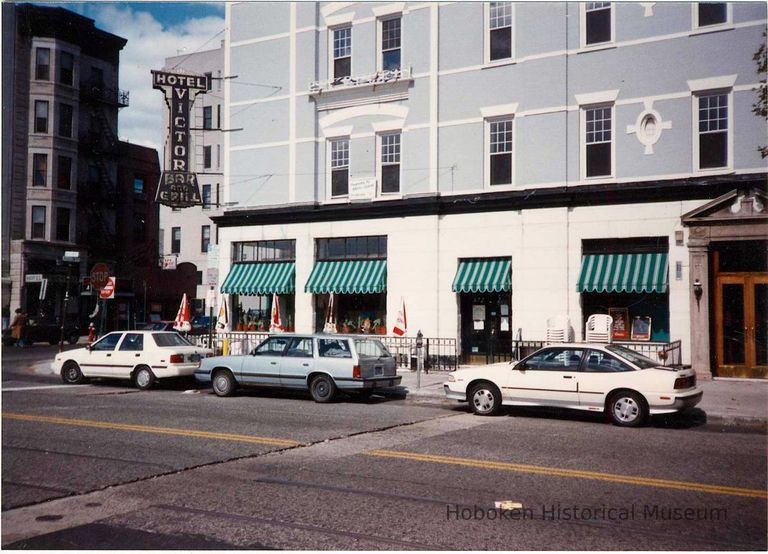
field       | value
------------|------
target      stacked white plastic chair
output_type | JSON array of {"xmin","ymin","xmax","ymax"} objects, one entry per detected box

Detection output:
[
  {"xmin": 585, "ymin": 314, "xmax": 613, "ymax": 343},
  {"xmin": 546, "ymin": 315, "xmax": 573, "ymax": 343}
]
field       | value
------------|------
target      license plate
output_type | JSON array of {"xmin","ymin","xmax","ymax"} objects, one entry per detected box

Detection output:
[
  {"xmin": 190, "ymin": 354, "xmax": 202, "ymax": 362},
  {"xmin": 374, "ymin": 365, "xmax": 383, "ymax": 376}
]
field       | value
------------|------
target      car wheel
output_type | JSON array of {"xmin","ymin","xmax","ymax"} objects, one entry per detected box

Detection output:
[
  {"xmin": 133, "ymin": 366, "xmax": 156, "ymax": 391},
  {"xmin": 468, "ymin": 382, "xmax": 502, "ymax": 416},
  {"xmin": 61, "ymin": 361, "xmax": 84, "ymax": 384},
  {"xmin": 309, "ymin": 374, "xmax": 337, "ymax": 403},
  {"xmin": 67, "ymin": 333, "xmax": 79, "ymax": 345},
  {"xmin": 609, "ymin": 391, "xmax": 648, "ymax": 427},
  {"xmin": 212, "ymin": 370, "xmax": 235, "ymax": 397}
]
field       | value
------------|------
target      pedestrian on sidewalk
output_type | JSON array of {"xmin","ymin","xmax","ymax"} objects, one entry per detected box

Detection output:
[{"xmin": 10, "ymin": 308, "xmax": 27, "ymax": 347}]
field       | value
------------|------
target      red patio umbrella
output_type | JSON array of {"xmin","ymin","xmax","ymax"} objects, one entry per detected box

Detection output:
[{"xmin": 173, "ymin": 293, "xmax": 192, "ymax": 332}]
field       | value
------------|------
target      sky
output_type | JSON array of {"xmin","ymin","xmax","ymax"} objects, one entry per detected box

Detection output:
[{"xmin": 50, "ymin": 1, "xmax": 226, "ymax": 153}]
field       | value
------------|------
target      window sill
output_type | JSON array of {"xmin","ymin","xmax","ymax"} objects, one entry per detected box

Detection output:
[
  {"xmin": 485, "ymin": 183, "xmax": 516, "ymax": 192},
  {"xmin": 576, "ymin": 43, "xmax": 617, "ymax": 55},
  {"xmin": 481, "ymin": 59, "xmax": 516, "ymax": 70},
  {"xmin": 693, "ymin": 167, "xmax": 734, "ymax": 176},
  {"xmin": 689, "ymin": 24, "xmax": 734, "ymax": 37}
]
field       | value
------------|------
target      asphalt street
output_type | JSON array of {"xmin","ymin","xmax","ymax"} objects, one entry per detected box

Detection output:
[{"xmin": 2, "ymin": 344, "xmax": 766, "ymax": 549}]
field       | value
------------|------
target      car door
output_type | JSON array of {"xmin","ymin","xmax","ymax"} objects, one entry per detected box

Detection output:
[
  {"xmin": 117, "ymin": 333, "xmax": 145, "ymax": 380},
  {"xmin": 505, "ymin": 347, "xmax": 584, "ymax": 408},
  {"xmin": 239, "ymin": 336, "xmax": 291, "ymax": 386},
  {"xmin": 578, "ymin": 349, "xmax": 635, "ymax": 410},
  {"xmin": 81, "ymin": 332, "xmax": 123, "ymax": 377},
  {"xmin": 280, "ymin": 337, "xmax": 314, "ymax": 388}
]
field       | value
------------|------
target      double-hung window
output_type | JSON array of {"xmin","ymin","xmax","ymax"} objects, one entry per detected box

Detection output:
[
  {"xmin": 203, "ymin": 145, "xmax": 212, "ymax": 169},
  {"xmin": 201, "ymin": 225, "xmax": 211, "ymax": 253},
  {"xmin": 584, "ymin": 2, "xmax": 612, "ymax": 46},
  {"xmin": 330, "ymin": 138, "xmax": 350, "ymax": 197},
  {"xmin": 488, "ymin": 2, "xmax": 513, "ymax": 62},
  {"xmin": 696, "ymin": 3, "xmax": 729, "ymax": 27},
  {"xmin": 58, "ymin": 103, "xmax": 73, "ymax": 138},
  {"xmin": 32, "ymin": 153, "xmax": 47, "ymax": 187},
  {"xmin": 56, "ymin": 208, "xmax": 70, "ymax": 242},
  {"xmin": 171, "ymin": 227, "xmax": 181, "ymax": 254},
  {"xmin": 59, "ymin": 52, "xmax": 74, "ymax": 85},
  {"xmin": 34, "ymin": 100, "xmax": 48, "ymax": 133},
  {"xmin": 380, "ymin": 133, "xmax": 401, "ymax": 194},
  {"xmin": 35, "ymin": 48, "xmax": 50, "ymax": 80},
  {"xmin": 332, "ymin": 26, "xmax": 352, "ymax": 81},
  {"xmin": 31, "ymin": 206, "xmax": 46, "ymax": 240},
  {"xmin": 697, "ymin": 92, "xmax": 729, "ymax": 170},
  {"xmin": 57, "ymin": 156, "xmax": 72, "ymax": 190},
  {"xmin": 489, "ymin": 118, "xmax": 514, "ymax": 186},
  {"xmin": 203, "ymin": 106, "xmax": 212, "ymax": 130},
  {"xmin": 202, "ymin": 184, "xmax": 212, "ymax": 209},
  {"xmin": 584, "ymin": 105, "xmax": 613, "ymax": 178},
  {"xmin": 380, "ymin": 17, "xmax": 401, "ymax": 71}
]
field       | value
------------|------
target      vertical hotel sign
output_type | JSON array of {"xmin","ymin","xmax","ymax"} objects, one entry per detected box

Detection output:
[{"xmin": 151, "ymin": 70, "xmax": 208, "ymax": 208}]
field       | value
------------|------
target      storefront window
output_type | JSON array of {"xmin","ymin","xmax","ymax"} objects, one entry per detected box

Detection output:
[
  {"xmin": 233, "ymin": 294, "xmax": 294, "ymax": 332},
  {"xmin": 317, "ymin": 236, "xmax": 387, "ymax": 260},
  {"xmin": 233, "ymin": 239, "xmax": 295, "ymax": 262}
]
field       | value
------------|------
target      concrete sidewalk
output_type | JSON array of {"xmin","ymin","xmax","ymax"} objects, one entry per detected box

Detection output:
[{"xmin": 396, "ymin": 367, "xmax": 768, "ymax": 425}]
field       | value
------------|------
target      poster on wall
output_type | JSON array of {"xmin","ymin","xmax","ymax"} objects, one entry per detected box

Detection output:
[
  {"xmin": 630, "ymin": 316, "xmax": 652, "ymax": 341},
  {"xmin": 472, "ymin": 305, "xmax": 486, "ymax": 321},
  {"xmin": 609, "ymin": 308, "xmax": 630, "ymax": 340}
]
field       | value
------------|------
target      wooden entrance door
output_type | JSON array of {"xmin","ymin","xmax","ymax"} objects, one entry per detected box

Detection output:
[{"xmin": 714, "ymin": 274, "xmax": 768, "ymax": 378}]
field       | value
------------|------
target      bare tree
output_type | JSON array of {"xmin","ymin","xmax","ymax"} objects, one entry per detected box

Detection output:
[{"xmin": 753, "ymin": 31, "xmax": 767, "ymax": 158}]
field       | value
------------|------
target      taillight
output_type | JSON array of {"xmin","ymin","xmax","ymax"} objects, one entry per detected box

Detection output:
[
  {"xmin": 170, "ymin": 354, "xmax": 185, "ymax": 364},
  {"xmin": 353, "ymin": 365, "xmax": 361, "ymax": 379},
  {"xmin": 674, "ymin": 376, "xmax": 695, "ymax": 389}
]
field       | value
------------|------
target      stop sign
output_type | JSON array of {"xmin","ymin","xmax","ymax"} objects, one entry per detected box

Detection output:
[
  {"xmin": 90, "ymin": 263, "xmax": 110, "ymax": 289},
  {"xmin": 99, "ymin": 277, "xmax": 116, "ymax": 299}
]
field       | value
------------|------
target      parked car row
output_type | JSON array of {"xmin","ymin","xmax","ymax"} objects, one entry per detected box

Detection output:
[{"xmin": 52, "ymin": 332, "xmax": 701, "ymax": 427}]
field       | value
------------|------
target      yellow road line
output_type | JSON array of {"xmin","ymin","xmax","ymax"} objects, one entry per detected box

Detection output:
[
  {"xmin": 2, "ymin": 412, "xmax": 301, "ymax": 447},
  {"xmin": 367, "ymin": 449, "xmax": 767, "ymax": 499}
]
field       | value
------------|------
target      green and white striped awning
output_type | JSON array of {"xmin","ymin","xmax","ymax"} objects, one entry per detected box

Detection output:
[
  {"xmin": 577, "ymin": 253, "xmax": 669, "ymax": 293},
  {"xmin": 305, "ymin": 260, "xmax": 387, "ymax": 294},
  {"xmin": 452, "ymin": 258, "xmax": 511, "ymax": 293},
  {"xmin": 220, "ymin": 262, "xmax": 295, "ymax": 295}
]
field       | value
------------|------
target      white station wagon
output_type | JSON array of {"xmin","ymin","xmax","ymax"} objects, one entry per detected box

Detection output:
[
  {"xmin": 443, "ymin": 344, "xmax": 703, "ymax": 427},
  {"xmin": 53, "ymin": 331, "xmax": 212, "ymax": 390}
]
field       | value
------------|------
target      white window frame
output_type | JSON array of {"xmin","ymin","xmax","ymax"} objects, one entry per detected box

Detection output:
[
  {"xmin": 692, "ymin": 2, "xmax": 732, "ymax": 31},
  {"xmin": 580, "ymin": 2, "xmax": 615, "ymax": 49},
  {"xmin": 376, "ymin": 131, "xmax": 402, "ymax": 196},
  {"xmin": 484, "ymin": 2, "xmax": 515, "ymax": 65},
  {"xmin": 329, "ymin": 25, "xmax": 353, "ymax": 81},
  {"xmin": 327, "ymin": 137, "xmax": 350, "ymax": 199},
  {"xmin": 692, "ymin": 89, "xmax": 733, "ymax": 174},
  {"xmin": 30, "ymin": 205, "xmax": 47, "ymax": 241},
  {"xmin": 377, "ymin": 14, "xmax": 403, "ymax": 72},
  {"xmin": 580, "ymin": 103, "xmax": 615, "ymax": 180},
  {"xmin": 484, "ymin": 116, "xmax": 515, "ymax": 189}
]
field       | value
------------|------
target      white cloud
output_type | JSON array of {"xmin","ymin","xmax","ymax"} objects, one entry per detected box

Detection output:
[{"xmin": 84, "ymin": 4, "xmax": 225, "ymax": 154}]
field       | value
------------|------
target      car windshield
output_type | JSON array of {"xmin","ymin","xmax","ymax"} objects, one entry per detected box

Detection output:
[
  {"xmin": 353, "ymin": 338, "xmax": 391, "ymax": 358},
  {"xmin": 152, "ymin": 333, "xmax": 193, "ymax": 347},
  {"xmin": 605, "ymin": 345, "xmax": 659, "ymax": 369}
]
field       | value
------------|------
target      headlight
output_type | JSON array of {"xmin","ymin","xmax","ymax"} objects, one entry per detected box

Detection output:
[{"xmin": 447, "ymin": 374, "xmax": 456, "ymax": 382}]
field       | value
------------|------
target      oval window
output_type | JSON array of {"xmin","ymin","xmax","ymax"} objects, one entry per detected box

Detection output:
[{"xmin": 641, "ymin": 114, "xmax": 657, "ymax": 140}]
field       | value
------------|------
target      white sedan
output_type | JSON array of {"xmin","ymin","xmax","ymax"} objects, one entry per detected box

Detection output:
[
  {"xmin": 53, "ymin": 330, "xmax": 212, "ymax": 390},
  {"xmin": 444, "ymin": 344, "xmax": 703, "ymax": 427}
]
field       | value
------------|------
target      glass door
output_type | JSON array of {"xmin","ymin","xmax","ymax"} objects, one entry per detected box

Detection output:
[{"xmin": 715, "ymin": 275, "xmax": 768, "ymax": 378}]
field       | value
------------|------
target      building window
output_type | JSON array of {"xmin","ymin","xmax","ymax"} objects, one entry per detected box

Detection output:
[
  {"xmin": 380, "ymin": 133, "xmax": 401, "ymax": 194},
  {"xmin": 380, "ymin": 17, "xmax": 401, "ymax": 71},
  {"xmin": 216, "ymin": 144, "xmax": 221, "ymax": 168},
  {"xmin": 217, "ymin": 105, "xmax": 221, "ymax": 129},
  {"xmin": 202, "ymin": 184, "xmax": 212, "ymax": 209},
  {"xmin": 584, "ymin": 105, "xmax": 613, "ymax": 178},
  {"xmin": 488, "ymin": 2, "xmax": 513, "ymax": 62},
  {"xmin": 133, "ymin": 176, "xmax": 145, "ymax": 195},
  {"xmin": 317, "ymin": 236, "xmax": 387, "ymax": 261},
  {"xmin": 205, "ymin": 72, "xmax": 212, "ymax": 91},
  {"xmin": 35, "ymin": 48, "xmax": 50, "ymax": 80},
  {"xmin": 201, "ymin": 225, "xmax": 211, "ymax": 253},
  {"xmin": 697, "ymin": 92, "xmax": 729, "ymax": 169},
  {"xmin": 171, "ymin": 227, "xmax": 181, "ymax": 254},
  {"xmin": 32, "ymin": 153, "xmax": 47, "ymax": 187},
  {"xmin": 696, "ymin": 2, "xmax": 728, "ymax": 27},
  {"xmin": 57, "ymin": 156, "xmax": 72, "ymax": 189},
  {"xmin": 203, "ymin": 145, "xmax": 212, "ymax": 169},
  {"xmin": 234, "ymin": 239, "xmax": 296, "ymax": 262},
  {"xmin": 31, "ymin": 206, "xmax": 46, "ymax": 239},
  {"xmin": 58, "ymin": 103, "xmax": 73, "ymax": 138},
  {"xmin": 59, "ymin": 51, "xmax": 74, "ymax": 85},
  {"xmin": 330, "ymin": 138, "xmax": 349, "ymax": 197},
  {"xmin": 488, "ymin": 118, "xmax": 514, "ymax": 186},
  {"xmin": 56, "ymin": 207, "xmax": 70, "ymax": 242},
  {"xmin": 203, "ymin": 106, "xmax": 212, "ymax": 130},
  {"xmin": 90, "ymin": 66, "xmax": 104, "ymax": 89},
  {"xmin": 584, "ymin": 2, "xmax": 612, "ymax": 46},
  {"xmin": 87, "ymin": 164, "xmax": 100, "ymax": 186},
  {"xmin": 133, "ymin": 215, "xmax": 145, "ymax": 242},
  {"xmin": 34, "ymin": 100, "xmax": 48, "ymax": 133},
  {"xmin": 332, "ymin": 26, "xmax": 352, "ymax": 81}
]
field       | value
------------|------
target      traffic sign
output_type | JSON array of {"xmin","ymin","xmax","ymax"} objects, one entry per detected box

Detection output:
[
  {"xmin": 90, "ymin": 263, "xmax": 110, "ymax": 289},
  {"xmin": 99, "ymin": 276, "xmax": 116, "ymax": 299}
]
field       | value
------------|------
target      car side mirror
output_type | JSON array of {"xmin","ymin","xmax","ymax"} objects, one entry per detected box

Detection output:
[
  {"xmin": 515, "ymin": 362, "xmax": 526, "ymax": 371},
  {"xmin": 250, "ymin": 348, "xmax": 258, "ymax": 356},
  {"xmin": 86, "ymin": 344, "xmax": 93, "ymax": 351}
]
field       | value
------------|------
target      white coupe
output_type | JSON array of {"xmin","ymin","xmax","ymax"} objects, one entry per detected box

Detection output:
[
  {"xmin": 443, "ymin": 344, "xmax": 703, "ymax": 427},
  {"xmin": 53, "ymin": 330, "xmax": 212, "ymax": 390}
]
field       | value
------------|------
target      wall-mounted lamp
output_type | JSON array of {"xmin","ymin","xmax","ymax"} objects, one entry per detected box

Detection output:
[{"xmin": 693, "ymin": 278, "xmax": 703, "ymax": 306}]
